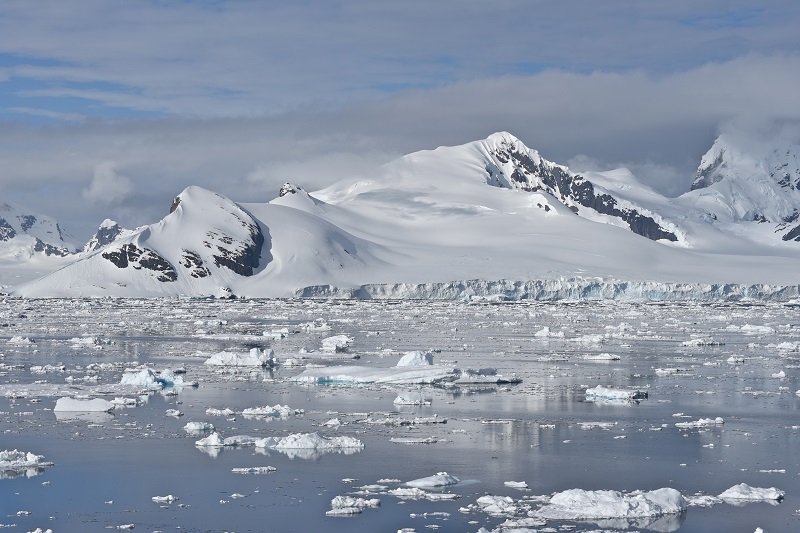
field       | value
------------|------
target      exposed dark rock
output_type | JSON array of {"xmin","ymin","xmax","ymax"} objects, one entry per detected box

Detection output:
[
  {"xmin": 0, "ymin": 218, "xmax": 17, "ymax": 241},
  {"xmin": 170, "ymin": 196, "xmax": 181, "ymax": 214},
  {"xmin": 279, "ymin": 183, "xmax": 303, "ymax": 197},
  {"xmin": 180, "ymin": 250, "xmax": 211, "ymax": 278},
  {"xmin": 84, "ymin": 221, "xmax": 124, "ymax": 252},
  {"xmin": 489, "ymin": 142, "xmax": 678, "ymax": 241},
  {"xmin": 102, "ymin": 244, "xmax": 178, "ymax": 282},
  {"xmin": 782, "ymin": 224, "xmax": 800, "ymax": 242},
  {"xmin": 18, "ymin": 215, "xmax": 36, "ymax": 232},
  {"xmin": 691, "ymin": 149, "xmax": 726, "ymax": 191},
  {"xmin": 33, "ymin": 239, "xmax": 71, "ymax": 257}
]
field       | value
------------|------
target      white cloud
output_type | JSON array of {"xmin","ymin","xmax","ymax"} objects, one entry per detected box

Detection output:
[{"xmin": 82, "ymin": 162, "xmax": 133, "ymax": 204}]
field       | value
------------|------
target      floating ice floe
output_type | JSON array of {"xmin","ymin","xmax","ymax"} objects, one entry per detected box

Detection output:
[
  {"xmin": 718, "ymin": 483, "xmax": 785, "ymax": 502},
  {"xmin": 532, "ymin": 487, "xmax": 686, "ymax": 520},
  {"xmin": 727, "ymin": 356, "xmax": 746, "ymax": 364},
  {"xmin": 681, "ymin": 337, "xmax": 723, "ymax": 347},
  {"xmin": 69, "ymin": 336, "xmax": 115, "ymax": 347},
  {"xmin": 255, "ymin": 432, "xmax": 364, "ymax": 453},
  {"xmin": 396, "ymin": 351, "xmax": 434, "ymax": 366},
  {"xmin": 184, "ymin": 421, "xmax": 215, "ymax": 432},
  {"xmin": 54, "ymin": 397, "xmax": 114, "ymax": 413},
  {"xmin": 533, "ymin": 326, "xmax": 564, "ymax": 338},
  {"xmin": 405, "ymin": 472, "xmax": 459, "ymax": 488},
  {"xmin": 152, "ymin": 495, "xmax": 178, "ymax": 503},
  {"xmin": 205, "ymin": 407, "xmax": 235, "ymax": 416},
  {"xmin": 241, "ymin": 404, "xmax": 304, "ymax": 418},
  {"xmin": 772, "ymin": 370, "xmax": 786, "ymax": 378},
  {"xmin": 585, "ymin": 385, "xmax": 647, "ymax": 401},
  {"xmin": 231, "ymin": 466, "xmax": 276, "ymax": 474},
  {"xmin": 387, "ymin": 487, "xmax": 460, "ymax": 501},
  {"xmin": 675, "ymin": 417, "xmax": 724, "ymax": 429},
  {"xmin": 393, "ymin": 392, "xmax": 432, "ymax": 405},
  {"xmin": 8, "ymin": 336, "xmax": 35, "ymax": 345},
  {"xmin": 476, "ymin": 494, "xmax": 518, "ymax": 517},
  {"xmin": 0, "ymin": 449, "xmax": 54, "ymax": 479},
  {"xmin": 504, "ymin": 481, "xmax": 528, "ymax": 489},
  {"xmin": 204, "ymin": 348, "xmax": 274, "ymax": 367},
  {"xmin": 321, "ymin": 335, "xmax": 353, "ymax": 353},
  {"xmin": 390, "ymin": 436, "xmax": 440, "ymax": 445},
  {"xmin": 119, "ymin": 368, "xmax": 195, "ymax": 390},
  {"xmin": 583, "ymin": 353, "xmax": 620, "ymax": 361},
  {"xmin": 326, "ymin": 495, "xmax": 381, "ymax": 517}
]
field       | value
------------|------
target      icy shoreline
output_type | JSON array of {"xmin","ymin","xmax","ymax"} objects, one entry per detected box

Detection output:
[{"xmin": 295, "ymin": 278, "xmax": 800, "ymax": 302}]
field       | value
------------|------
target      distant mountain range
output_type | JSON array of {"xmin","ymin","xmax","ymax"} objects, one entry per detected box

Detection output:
[{"xmin": 6, "ymin": 132, "xmax": 800, "ymax": 299}]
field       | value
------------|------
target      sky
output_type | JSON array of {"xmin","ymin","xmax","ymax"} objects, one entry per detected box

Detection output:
[{"xmin": 1, "ymin": 0, "xmax": 799, "ymax": 243}]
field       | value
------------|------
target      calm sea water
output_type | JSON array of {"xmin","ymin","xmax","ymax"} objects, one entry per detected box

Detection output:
[{"xmin": 1, "ymin": 298, "xmax": 798, "ymax": 532}]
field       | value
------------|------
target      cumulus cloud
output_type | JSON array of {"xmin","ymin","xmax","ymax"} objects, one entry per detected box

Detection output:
[{"xmin": 83, "ymin": 162, "xmax": 133, "ymax": 204}]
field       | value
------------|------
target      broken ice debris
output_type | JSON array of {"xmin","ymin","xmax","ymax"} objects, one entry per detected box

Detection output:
[
  {"xmin": 533, "ymin": 488, "xmax": 686, "ymax": 520},
  {"xmin": 405, "ymin": 472, "xmax": 459, "ymax": 488},
  {"xmin": 151, "ymin": 495, "xmax": 178, "ymax": 503},
  {"xmin": 396, "ymin": 351, "xmax": 434, "ymax": 366},
  {"xmin": 718, "ymin": 483, "xmax": 785, "ymax": 502},
  {"xmin": 504, "ymin": 481, "xmax": 528, "ymax": 489},
  {"xmin": 231, "ymin": 466, "xmax": 276, "ymax": 474},
  {"xmin": 54, "ymin": 397, "xmax": 114, "ymax": 413},
  {"xmin": 184, "ymin": 421, "xmax": 215, "ymax": 432},
  {"xmin": 326, "ymin": 495, "xmax": 380, "ymax": 517},
  {"xmin": 675, "ymin": 417, "xmax": 724, "ymax": 429},
  {"xmin": 583, "ymin": 353, "xmax": 620, "ymax": 361},
  {"xmin": 0, "ymin": 449, "xmax": 54, "ymax": 478},
  {"xmin": 393, "ymin": 392, "xmax": 432, "ymax": 405},
  {"xmin": 585, "ymin": 386, "xmax": 647, "ymax": 401},
  {"xmin": 241, "ymin": 404, "xmax": 304, "ymax": 418},
  {"xmin": 119, "ymin": 368, "xmax": 194, "ymax": 389},
  {"xmin": 204, "ymin": 348, "xmax": 274, "ymax": 367},
  {"xmin": 476, "ymin": 494, "xmax": 518, "ymax": 517},
  {"xmin": 321, "ymin": 335, "xmax": 353, "ymax": 353},
  {"xmin": 254, "ymin": 432, "xmax": 364, "ymax": 452}
]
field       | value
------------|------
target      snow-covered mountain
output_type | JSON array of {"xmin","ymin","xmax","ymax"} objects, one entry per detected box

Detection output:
[
  {"xmin": 680, "ymin": 134, "xmax": 800, "ymax": 241},
  {"xmin": 11, "ymin": 132, "xmax": 800, "ymax": 299},
  {"xmin": 0, "ymin": 203, "xmax": 76, "ymax": 260}
]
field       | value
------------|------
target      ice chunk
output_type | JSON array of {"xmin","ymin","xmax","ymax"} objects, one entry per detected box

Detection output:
[
  {"xmin": 241, "ymin": 404, "xmax": 304, "ymax": 418},
  {"xmin": 406, "ymin": 471, "xmax": 459, "ymax": 488},
  {"xmin": 321, "ymin": 335, "xmax": 352, "ymax": 353},
  {"xmin": 195, "ymin": 432, "xmax": 226, "ymax": 447},
  {"xmin": 396, "ymin": 351, "xmax": 434, "ymax": 366},
  {"xmin": 675, "ymin": 417, "xmax": 724, "ymax": 428},
  {"xmin": 533, "ymin": 487, "xmax": 686, "ymax": 520},
  {"xmin": 534, "ymin": 326, "xmax": 564, "ymax": 338},
  {"xmin": 231, "ymin": 466, "xmax": 276, "ymax": 474},
  {"xmin": 585, "ymin": 385, "xmax": 647, "ymax": 401},
  {"xmin": 583, "ymin": 353, "xmax": 620, "ymax": 361},
  {"xmin": 53, "ymin": 397, "xmax": 114, "ymax": 413},
  {"xmin": 331, "ymin": 495, "xmax": 380, "ymax": 509},
  {"xmin": 0, "ymin": 449, "xmax": 54, "ymax": 478},
  {"xmin": 504, "ymin": 481, "xmax": 528, "ymax": 489},
  {"xmin": 151, "ymin": 495, "xmax": 178, "ymax": 503},
  {"xmin": 184, "ymin": 421, "xmax": 215, "ymax": 432},
  {"xmin": 771, "ymin": 370, "xmax": 786, "ymax": 378},
  {"xmin": 8, "ymin": 336, "xmax": 35, "ymax": 345},
  {"xmin": 476, "ymin": 494, "xmax": 517, "ymax": 516},
  {"xmin": 387, "ymin": 487, "xmax": 460, "ymax": 500},
  {"xmin": 393, "ymin": 392, "xmax": 432, "ymax": 405},
  {"xmin": 255, "ymin": 432, "xmax": 364, "ymax": 452},
  {"xmin": 205, "ymin": 348, "xmax": 274, "ymax": 367},
  {"xmin": 291, "ymin": 364, "xmax": 458, "ymax": 385},
  {"xmin": 718, "ymin": 483, "xmax": 785, "ymax": 502}
]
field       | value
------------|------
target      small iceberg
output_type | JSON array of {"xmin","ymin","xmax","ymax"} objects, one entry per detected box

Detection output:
[
  {"xmin": 718, "ymin": 483, "xmax": 785, "ymax": 502},
  {"xmin": 533, "ymin": 487, "xmax": 686, "ymax": 520},
  {"xmin": 405, "ymin": 471, "xmax": 459, "ymax": 488},
  {"xmin": 675, "ymin": 417, "xmax": 724, "ymax": 429},
  {"xmin": 54, "ymin": 397, "xmax": 114, "ymax": 413},
  {"xmin": 205, "ymin": 348, "xmax": 274, "ymax": 367},
  {"xmin": 585, "ymin": 386, "xmax": 648, "ymax": 401}
]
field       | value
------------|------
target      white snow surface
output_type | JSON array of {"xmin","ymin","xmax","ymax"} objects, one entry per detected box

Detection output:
[
  {"xmin": 533, "ymin": 487, "xmax": 686, "ymax": 520},
  {"xmin": 12, "ymin": 133, "xmax": 800, "ymax": 299}
]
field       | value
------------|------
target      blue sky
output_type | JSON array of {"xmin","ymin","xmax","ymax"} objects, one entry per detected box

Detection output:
[{"xmin": 1, "ymin": 0, "xmax": 799, "ymax": 240}]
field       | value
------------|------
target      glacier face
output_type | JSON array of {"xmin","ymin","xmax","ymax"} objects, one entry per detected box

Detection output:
[{"xmin": 10, "ymin": 132, "xmax": 800, "ymax": 300}]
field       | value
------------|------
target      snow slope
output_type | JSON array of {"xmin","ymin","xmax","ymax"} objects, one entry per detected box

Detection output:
[{"xmin": 12, "ymin": 133, "xmax": 800, "ymax": 299}]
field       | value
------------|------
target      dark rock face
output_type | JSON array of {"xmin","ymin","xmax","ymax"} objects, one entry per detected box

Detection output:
[
  {"xmin": 204, "ymin": 218, "xmax": 265, "ymax": 277},
  {"xmin": 102, "ymin": 244, "xmax": 178, "ymax": 282},
  {"xmin": 180, "ymin": 250, "xmax": 211, "ymax": 278},
  {"xmin": 85, "ymin": 222, "xmax": 124, "ymax": 252},
  {"xmin": 782, "ymin": 225, "xmax": 800, "ymax": 242},
  {"xmin": 279, "ymin": 183, "xmax": 302, "ymax": 197},
  {"xmin": 170, "ymin": 196, "xmax": 181, "ymax": 214},
  {"xmin": 489, "ymin": 142, "xmax": 678, "ymax": 242},
  {"xmin": 0, "ymin": 218, "xmax": 17, "ymax": 241},
  {"xmin": 691, "ymin": 150, "xmax": 726, "ymax": 191},
  {"xmin": 33, "ymin": 239, "xmax": 71, "ymax": 257},
  {"xmin": 19, "ymin": 215, "xmax": 36, "ymax": 232}
]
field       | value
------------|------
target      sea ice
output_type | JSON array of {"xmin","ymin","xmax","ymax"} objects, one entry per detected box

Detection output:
[
  {"xmin": 583, "ymin": 353, "xmax": 620, "ymax": 361},
  {"xmin": 231, "ymin": 466, "xmax": 276, "ymax": 474},
  {"xmin": 241, "ymin": 404, "xmax": 304, "ymax": 418},
  {"xmin": 0, "ymin": 450, "xmax": 53, "ymax": 471},
  {"xmin": 254, "ymin": 432, "xmax": 364, "ymax": 451},
  {"xmin": 585, "ymin": 385, "xmax": 647, "ymax": 401},
  {"xmin": 396, "ymin": 351, "xmax": 434, "ymax": 366},
  {"xmin": 475, "ymin": 494, "xmax": 517, "ymax": 516},
  {"xmin": 675, "ymin": 417, "xmax": 724, "ymax": 429},
  {"xmin": 533, "ymin": 487, "xmax": 686, "ymax": 520},
  {"xmin": 204, "ymin": 348, "xmax": 274, "ymax": 367},
  {"xmin": 405, "ymin": 472, "xmax": 459, "ymax": 488},
  {"xmin": 53, "ymin": 397, "xmax": 114, "ymax": 413},
  {"xmin": 152, "ymin": 495, "xmax": 178, "ymax": 503},
  {"xmin": 393, "ymin": 392, "xmax": 433, "ymax": 405},
  {"xmin": 718, "ymin": 483, "xmax": 785, "ymax": 502},
  {"xmin": 321, "ymin": 335, "xmax": 352, "ymax": 353},
  {"xmin": 504, "ymin": 481, "xmax": 528, "ymax": 489},
  {"xmin": 184, "ymin": 421, "xmax": 215, "ymax": 432}
]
